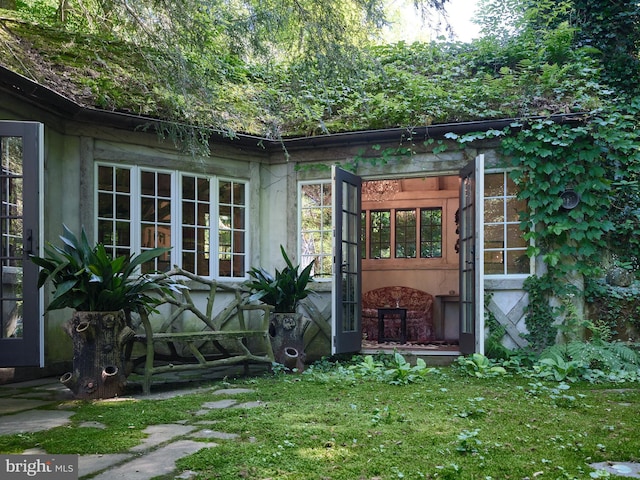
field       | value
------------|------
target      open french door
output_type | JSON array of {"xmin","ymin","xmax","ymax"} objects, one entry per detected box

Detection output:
[
  {"xmin": 0, "ymin": 122, "xmax": 44, "ymax": 367},
  {"xmin": 331, "ymin": 166, "xmax": 362, "ymax": 354},
  {"xmin": 459, "ymin": 154, "xmax": 484, "ymax": 355}
]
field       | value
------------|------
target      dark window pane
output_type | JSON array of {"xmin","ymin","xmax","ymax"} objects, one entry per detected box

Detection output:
[
  {"xmin": 233, "ymin": 206, "xmax": 245, "ymax": 229},
  {"xmin": 141, "ymin": 198, "xmax": 155, "ymax": 222},
  {"xmin": 395, "ymin": 209, "xmax": 416, "ymax": 258},
  {"xmin": 116, "ymin": 194, "xmax": 130, "ymax": 220},
  {"xmin": 141, "ymin": 171, "xmax": 154, "ymax": 195},
  {"xmin": 157, "ymin": 173, "xmax": 171, "ymax": 197},
  {"xmin": 198, "ymin": 204, "xmax": 209, "ymax": 226},
  {"xmin": 182, "ymin": 252, "xmax": 195, "ymax": 273},
  {"xmin": 232, "ymin": 182, "xmax": 245, "ymax": 205},
  {"xmin": 182, "ymin": 176, "xmax": 195, "ymax": 200},
  {"xmin": 99, "ymin": 192, "xmax": 113, "ymax": 218},
  {"xmin": 219, "ymin": 181, "xmax": 231, "ymax": 204},
  {"xmin": 98, "ymin": 165, "xmax": 113, "ymax": 190},
  {"xmin": 507, "ymin": 250, "xmax": 530, "ymax": 274},
  {"xmin": 183, "ymin": 227, "xmax": 195, "ymax": 250},
  {"xmin": 115, "ymin": 169, "xmax": 130, "ymax": 193},
  {"xmin": 183, "ymin": 202, "xmax": 195, "ymax": 225},
  {"xmin": 420, "ymin": 208, "xmax": 442, "ymax": 258},
  {"xmin": 197, "ymin": 178, "xmax": 209, "ymax": 201},
  {"xmin": 370, "ymin": 210, "xmax": 391, "ymax": 259}
]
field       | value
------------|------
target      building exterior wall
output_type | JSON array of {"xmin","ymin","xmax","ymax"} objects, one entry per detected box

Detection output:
[
  {"xmin": 1, "ymin": 88, "xmax": 538, "ymax": 377},
  {"xmin": 1, "ymin": 95, "xmax": 272, "ymax": 374}
]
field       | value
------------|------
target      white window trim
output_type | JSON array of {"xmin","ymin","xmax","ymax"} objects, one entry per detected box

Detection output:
[
  {"xmin": 483, "ymin": 168, "xmax": 535, "ymax": 279},
  {"xmin": 215, "ymin": 176, "xmax": 250, "ymax": 281},
  {"xmin": 95, "ymin": 163, "xmax": 250, "ymax": 281},
  {"xmin": 298, "ymin": 179, "xmax": 332, "ymax": 282}
]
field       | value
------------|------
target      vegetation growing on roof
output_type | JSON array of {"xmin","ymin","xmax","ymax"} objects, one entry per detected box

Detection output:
[{"xmin": 0, "ymin": 0, "xmax": 608, "ymax": 145}]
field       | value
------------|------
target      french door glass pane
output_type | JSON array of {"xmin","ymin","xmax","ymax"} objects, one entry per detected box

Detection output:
[
  {"xmin": 300, "ymin": 183, "xmax": 332, "ymax": 278},
  {"xmin": 1, "ymin": 137, "xmax": 23, "ymax": 339}
]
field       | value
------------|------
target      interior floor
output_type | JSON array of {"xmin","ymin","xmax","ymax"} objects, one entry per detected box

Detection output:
[{"xmin": 361, "ymin": 339, "xmax": 460, "ymax": 353}]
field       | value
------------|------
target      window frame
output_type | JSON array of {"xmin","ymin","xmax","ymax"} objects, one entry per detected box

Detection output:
[
  {"xmin": 483, "ymin": 169, "xmax": 534, "ymax": 278},
  {"xmin": 95, "ymin": 163, "xmax": 249, "ymax": 281},
  {"xmin": 420, "ymin": 207, "xmax": 443, "ymax": 258},
  {"xmin": 369, "ymin": 209, "xmax": 392, "ymax": 259},
  {"xmin": 298, "ymin": 180, "xmax": 333, "ymax": 281},
  {"xmin": 362, "ymin": 206, "xmax": 443, "ymax": 261}
]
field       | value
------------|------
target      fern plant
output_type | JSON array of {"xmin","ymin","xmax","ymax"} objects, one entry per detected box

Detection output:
[{"xmin": 540, "ymin": 340, "xmax": 640, "ymax": 377}]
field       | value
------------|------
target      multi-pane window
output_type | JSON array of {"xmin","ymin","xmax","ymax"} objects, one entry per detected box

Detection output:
[
  {"xmin": 370, "ymin": 210, "xmax": 391, "ymax": 259},
  {"xmin": 299, "ymin": 182, "xmax": 332, "ymax": 279},
  {"xmin": 140, "ymin": 170, "xmax": 172, "ymax": 273},
  {"xmin": 364, "ymin": 208, "xmax": 442, "ymax": 260},
  {"xmin": 181, "ymin": 175, "xmax": 210, "ymax": 276},
  {"xmin": 97, "ymin": 164, "xmax": 248, "ymax": 279},
  {"xmin": 420, "ymin": 208, "xmax": 442, "ymax": 258},
  {"xmin": 395, "ymin": 210, "xmax": 416, "ymax": 258},
  {"xmin": 218, "ymin": 180, "xmax": 246, "ymax": 278},
  {"xmin": 97, "ymin": 166, "xmax": 132, "ymax": 261},
  {"xmin": 484, "ymin": 172, "xmax": 530, "ymax": 275}
]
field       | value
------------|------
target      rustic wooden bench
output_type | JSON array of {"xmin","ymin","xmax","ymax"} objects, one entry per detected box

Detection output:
[{"xmin": 130, "ymin": 267, "xmax": 274, "ymax": 394}]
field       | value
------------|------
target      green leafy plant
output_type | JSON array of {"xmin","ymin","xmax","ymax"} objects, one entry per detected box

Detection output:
[
  {"xmin": 533, "ymin": 357, "xmax": 587, "ymax": 383},
  {"xmin": 30, "ymin": 225, "xmax": 175, "ymax": 313},
  {"xmin": 349, "ymin": 354, "xmax": 385, "ymax": 379},
  {"xmin": 454, "ymin": 397, "xmax": 486, "ymax": 419},
  {"xmin": 539, "ymin": 339, "xmax": 640, "ymax": 382},
  {"xmin": 456, "ymin": 429, "xmax": 482, "ymax": 454},
  {"xmin": 383, "ymin": 352, "xmax": 435, "ymax": 385},
  {"xmin": 586, "ymin": 278, "xmax": 640, "ymax": 338},
  {"xmin": 245, "ymin": 245, "xmax": 314, "ymax": 312},
  {"xmin": 347, "ymin": 352, "xmax": 435, "ymax": 385},
  {"xmin": 525, "ymin": 381, "xmax": 585, "ymax": 408},
  {"xmin": 455, "ymin": 353, "xmax": 507, "ymax": 378}
]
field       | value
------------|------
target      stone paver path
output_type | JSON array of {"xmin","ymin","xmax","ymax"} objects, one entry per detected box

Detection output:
[
  {"xmin": 0, "ymin": 378, "xmax": 265, "ymax": 480},
  {"xmin": 0, "ymin": 409, "xmax": 75, "ymax": 434}
]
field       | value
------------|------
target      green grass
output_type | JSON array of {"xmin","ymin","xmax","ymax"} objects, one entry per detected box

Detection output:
[{"xmin": 1, "ymin": 363, "xmax": 639, "ymax": 479}]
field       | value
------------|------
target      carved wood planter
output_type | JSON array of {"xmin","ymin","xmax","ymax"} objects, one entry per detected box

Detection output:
[
  {"xmin": 60, "ymin": 310, "xmax": 134, "ymax": 399},
  {"xmin": 269, "ymin": 312, "xmax": 308, "ymax": 372}
]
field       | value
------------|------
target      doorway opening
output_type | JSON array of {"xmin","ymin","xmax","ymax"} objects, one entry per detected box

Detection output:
[{"xmin": 359, "ymin": 175, "xmax": 461, "ymax": 357}]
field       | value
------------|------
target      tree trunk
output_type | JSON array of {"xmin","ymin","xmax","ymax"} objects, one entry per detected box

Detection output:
[{"xmin": 60, "ymin": 310, "xmax": 134, "ymax": 399}]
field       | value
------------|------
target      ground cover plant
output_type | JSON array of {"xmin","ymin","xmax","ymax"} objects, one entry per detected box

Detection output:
[{"xmin": 1, "ymin": 353, "xmax": 639, "ymax": 479}]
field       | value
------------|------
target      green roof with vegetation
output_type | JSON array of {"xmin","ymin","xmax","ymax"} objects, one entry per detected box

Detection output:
[{"xmin": 0, "ymin": 3, "xmax": 604, "ymax": 139}]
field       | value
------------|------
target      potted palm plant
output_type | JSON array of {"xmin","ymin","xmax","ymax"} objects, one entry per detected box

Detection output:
[
  {"xmin": 246, "ymin": 245, "xmax": 314, "ymax": 370},
  {"xmin": 30, "ymin": 225, "xmax": 177, "ymax": 399}
]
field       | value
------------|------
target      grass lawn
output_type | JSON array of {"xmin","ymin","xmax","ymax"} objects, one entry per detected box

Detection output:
[{"xmin": 1, "ymin": 356, "xmax": 639, "ymax": 479}]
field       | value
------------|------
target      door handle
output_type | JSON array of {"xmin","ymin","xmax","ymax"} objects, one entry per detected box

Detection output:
[{"xmin": 26, "ymin": 229, "xmax": 33, "ymax": 255}]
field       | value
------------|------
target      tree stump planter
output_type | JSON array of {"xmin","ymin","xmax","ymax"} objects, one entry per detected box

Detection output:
[
  {"xmin": 269, "ymin": 312, "xmax": 308, "ymax": 372},
  {"xmin": 60, "ymin": 310, "xmax": 134, "ymax": 399}
]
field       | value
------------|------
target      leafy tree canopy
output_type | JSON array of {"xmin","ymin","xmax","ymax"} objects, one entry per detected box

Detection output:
[
  {"xmin": 0, "ymin": 0, "xmax": 637, "ymax": 153},
  {"xmin": 1, "ymin": 0, "xmax": 454, "ymax": 150}
]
